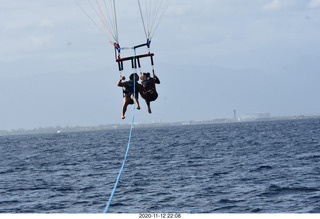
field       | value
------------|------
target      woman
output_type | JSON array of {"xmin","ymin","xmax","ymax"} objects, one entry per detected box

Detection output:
[
  {"xmin": 117, "ymin": 73, "xmax": 141, "ymax": 119},
  {"xmin": 140, "ymin": 72, "xmax": 160, "ymax": 114}
]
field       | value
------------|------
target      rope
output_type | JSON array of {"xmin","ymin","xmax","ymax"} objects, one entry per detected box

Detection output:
[
  {"xmin": 150, "ymin": 0, "xmax": 171, "ymax": 39},
  {"xmin": 138, "ymin": 0, "xmax": 148, "ymax": 40},
  {"xmin": 73, "ymin": 0, "xmax": 105, "ymax": 34},
  {"xmin": 137, "ymin": 0, "xmax": 172, "ymax": 41},
  {"xmin": 73, "ymin": 0, "xmax": 118, "ymax": 45},
  {"xmin": 112, "ymin": 0, "xmax": 119, "ymax": 43},
  {"xmin": 104, "ymin": 49, "xmax": 138, "ymax": 214},
  {"xmin": 96, "ymin": 0, "xmax": 115, "ymax": 46}
]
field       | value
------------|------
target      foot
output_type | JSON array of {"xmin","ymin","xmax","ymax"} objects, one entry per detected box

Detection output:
[
  {"xmin": 137, "ymin": 106, "xmax": 141, "ymax": 110},
  {"xmin": 148, "ymin": 107, "xmax": 152, "ymax": 114},
  {"xmin": 122, "ymin": 115, "xmax": 125, "ymax": 119}
]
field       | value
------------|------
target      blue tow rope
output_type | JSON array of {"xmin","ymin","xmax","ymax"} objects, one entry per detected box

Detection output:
[
  {"xmin": 103, "ymin": 107, "xmax": 135, "ymax": 213},
  {"xmin": 104, "ymin": 50, "xmax": 137, "ymax": 213}
]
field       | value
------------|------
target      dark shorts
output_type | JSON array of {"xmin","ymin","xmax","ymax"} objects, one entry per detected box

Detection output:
[
  {"xmin": 143, "ymin": 90, "xmax": 158, "ymax": 102},
  {"xmin": 124, "ymin": 93, "xmax": 138, "ymax": 105}
]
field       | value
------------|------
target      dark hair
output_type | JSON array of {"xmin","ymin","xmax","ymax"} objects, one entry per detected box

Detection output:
[{"xmin": 129, "ymin": 73, "xmax": 138, "ymax": 81}]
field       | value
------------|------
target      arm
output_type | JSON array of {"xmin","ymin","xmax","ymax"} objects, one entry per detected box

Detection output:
[
  {"xmin": 117, "ymin": 76, "xmax": 126, "ymax": 87},
  {"xmin": 154, "ymin": 75, "xmax": 160, "ymax": 84},
  {"xmin": 152, "ymin": 72, "xmax": 160, "ymax": 84}
]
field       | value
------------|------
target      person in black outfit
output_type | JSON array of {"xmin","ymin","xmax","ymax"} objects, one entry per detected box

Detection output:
[{"xmin": 140, "ymin": 72, "xmax": 160, "ymax": 114}]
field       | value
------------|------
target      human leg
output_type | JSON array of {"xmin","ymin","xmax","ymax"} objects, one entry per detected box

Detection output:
[
  {"xmin": 146, "ymin": 100, "xmax": 152, "ymax": 114},
  {"xmin": 122, "ymin": 97, "xmax": 130, "ymax": 119},
  {"xmin": 131, "ymin": 94, "xmax": 140, "ymax": 110}
]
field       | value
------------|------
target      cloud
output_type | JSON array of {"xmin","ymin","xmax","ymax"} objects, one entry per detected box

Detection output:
[
  {"xmin": 263, "ymin": 0, "xmax": 305, "ymax": 11},
  {"xmin": 308, "ymin": 0, "xmax": 320, "ymax": 8},
  {"xmin": 30, "ymin": 34, "xmax": 53, "ymax": 46},
  {"xmin": 263, "ymin": 0, "xmax": 284, "ymax": 10},
  {"xmin": 39, "ymin": 19, "xmax": 54, "ymax": 28}
]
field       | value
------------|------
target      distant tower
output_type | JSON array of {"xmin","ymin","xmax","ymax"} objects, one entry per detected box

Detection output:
[{"xmin": 233, "ymin": 110, "xmax": 237, "ymax": 121}]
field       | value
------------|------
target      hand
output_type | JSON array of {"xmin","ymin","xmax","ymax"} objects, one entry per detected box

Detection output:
[{"xmin": 121, "ymin": 76, "xmax": 126, "ymax": 80}]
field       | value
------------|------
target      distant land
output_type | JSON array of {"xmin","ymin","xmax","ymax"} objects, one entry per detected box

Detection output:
[{"xmin": 1, "ymin": 114, "xmax": 320, "ymax": 136}]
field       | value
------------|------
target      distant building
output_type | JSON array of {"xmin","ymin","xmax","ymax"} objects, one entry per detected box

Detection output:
[
  {"xmin": 241, "ymin": 112, "xmax": 270, "ymax": 121},
  {"xmin": 233, "ymin": 110, "xmax": 237, "ymax": 121}
]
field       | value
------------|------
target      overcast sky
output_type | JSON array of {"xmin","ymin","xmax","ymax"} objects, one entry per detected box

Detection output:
[{"xmin": 1, "ymin": 0, "xmax": 320, "ymax": 130}]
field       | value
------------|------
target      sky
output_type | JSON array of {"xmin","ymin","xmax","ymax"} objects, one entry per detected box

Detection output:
[{"xmin": 1, "ymin": 0, "xmax": 320, "ymax": 130}]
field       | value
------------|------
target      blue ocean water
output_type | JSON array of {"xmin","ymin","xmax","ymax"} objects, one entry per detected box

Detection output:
[{"xmin": 1, "ymin": 118, "xmax": 320, "ymax": 213}]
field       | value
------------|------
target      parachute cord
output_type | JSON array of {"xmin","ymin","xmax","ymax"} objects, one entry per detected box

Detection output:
[
  {"xmin": 119, "ymin": 69, "xmax": 125, "ymax": 97},
  {"xmin": 104, "ymin": 49, "xmax": 137, "ymax": 214},
  {"xmin": 138, "ymin": 0, "xmax": 148, "ymax": 40},
  {"xmin": 150, "ymin": 0, "xmax": 171, "ymax": 40},
  {"xmin": 112, "ymin": 0, "xmax": 119, "ymax": 43},
  {"xmin": 96, "ymin": 0, "xmax": 115, "ymax": 46},
  {"xmin": 137, "ymin": 0, "xmax": 171, "ymax": 40},
  {"xmin": 73, "ymin": 0, "xmax": 105, "ymax": 33}
]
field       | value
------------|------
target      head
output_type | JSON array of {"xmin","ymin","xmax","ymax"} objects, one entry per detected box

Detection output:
[
  {"xmin": 140, "ymin": 72, "xmax": 151, "ymax": 80},
  {"xmin": 129, "ymin": 73, "xmax": 139, "ymax": 81},
  {"xmin": 140, "ymin": 73, "xmax": 147, "ymax": 80}
]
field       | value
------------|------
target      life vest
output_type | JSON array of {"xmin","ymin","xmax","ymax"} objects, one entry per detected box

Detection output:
[
  {"xmin": 124, "ymin": 80, "xmax": 137, "ymax": 94},
  {"xmin": 142, "ymin": 77, "xmax": 156, "ymax": 92}
]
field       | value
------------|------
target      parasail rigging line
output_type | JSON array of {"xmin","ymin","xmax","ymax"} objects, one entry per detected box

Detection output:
[
  {"xmin": 137, "ymin": 0, "xmax": 171, "ymax": 41},
  {"xmin": 150, "ymin": 0, "xmax": 171, "ymax": 40},
  {"xmin": 72, "ymin": 0, "xmax": 105, "ymax": 34},
  {"xmin": 73, "ymin": 0, "xmax": 119, "ymax": 46},
  {"xmin": 101, "ymin": 0, "xmax": 119, "ymax": 43},
  {"xmin": 95, "ymin": 0, "xmax": 116, "ymax": 46},
  {"xmin": 138, "ymin": 0, "xmax": 148, "ymax": 40}
]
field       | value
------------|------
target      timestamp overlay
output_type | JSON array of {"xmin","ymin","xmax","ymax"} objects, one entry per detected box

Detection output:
[{"xmin": 139, "ymin": 213, "xmax": 182, "ymax": 219}]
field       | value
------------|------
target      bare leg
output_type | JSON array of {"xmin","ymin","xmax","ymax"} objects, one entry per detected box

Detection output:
[
  {"xmin": 146, "ymin": 100, "xmax": 152, "ymax": 114},
  {"xmin": 122, "ymin": 97, "xmax": 130, "ymax": 119},
  {"xmin": 131, "ymin": 94, "xmax": 140, "ymax": 110},
  {"xmin": 140, "ymin": 91, "xmax": 151, "ymax": 113}
]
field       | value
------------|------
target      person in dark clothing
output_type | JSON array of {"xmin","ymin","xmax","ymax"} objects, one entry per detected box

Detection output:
[
  {"xmin": 140, "ymin": 72, "xmax": 160, "ymax": 114},
  {"xmin": 117, "ymin": 73, "xmax": 141, "ymax": 119}
]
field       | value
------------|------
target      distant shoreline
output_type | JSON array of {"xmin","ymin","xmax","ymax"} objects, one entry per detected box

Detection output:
[{"xmin": 1, "ymin": 114, "xmax": 320, "ymax": 136}]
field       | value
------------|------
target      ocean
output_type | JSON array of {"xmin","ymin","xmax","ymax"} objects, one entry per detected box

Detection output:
[{"xmin": 1, "ymin": 118, "xmax": 320, "ymax": 213}]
